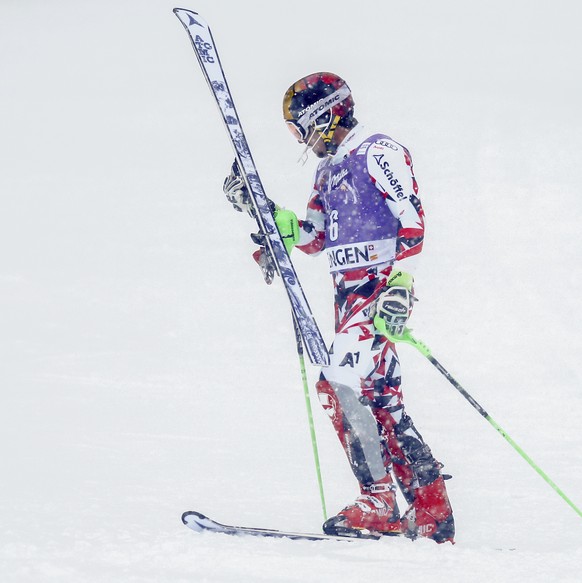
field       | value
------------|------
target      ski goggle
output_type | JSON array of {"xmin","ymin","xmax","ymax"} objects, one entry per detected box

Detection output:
[
  {"xmin": 286, "ymin": 114, "xmax": 341, "ymax": 148},
  {"xmin": 285, "ymin": 84, "xmax": 351, "ymax": 144},
  {"xmin": 286, "ymin": 119, "xmax": 309, "ymax": 143}
]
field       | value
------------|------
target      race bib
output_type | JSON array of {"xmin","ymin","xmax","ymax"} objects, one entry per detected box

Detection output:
[{"xmin": 326, "ymin": 239, "xmax": 396, "ymax": 273}]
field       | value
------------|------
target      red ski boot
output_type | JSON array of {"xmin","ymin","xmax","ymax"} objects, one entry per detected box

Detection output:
[
  {"xmin": 323, "ymin": 475, "xmax": 402, "ymax": 537},
  {"xmin": 402, "ymin": 475, "xmax": 455, "ymax": 543}
]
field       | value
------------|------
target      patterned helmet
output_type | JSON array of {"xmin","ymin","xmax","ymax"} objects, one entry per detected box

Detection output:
[{"xmin": 282, "ymin": 72, "xmax": 356, "ymax": 149}]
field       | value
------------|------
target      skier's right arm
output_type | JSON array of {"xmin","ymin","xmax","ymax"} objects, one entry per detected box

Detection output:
[
  {"xmin": 224, "ymin": 160, "xmax": 324, "ymax": 255},
  {"xmin": 295, "ymin": 189, "xmax": 326, "ymax": 256}
]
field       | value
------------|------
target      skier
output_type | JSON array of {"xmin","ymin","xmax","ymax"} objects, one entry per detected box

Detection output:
[{"xmin": 223, "ymin": 72, "xmax": 454, "ymax": 543}]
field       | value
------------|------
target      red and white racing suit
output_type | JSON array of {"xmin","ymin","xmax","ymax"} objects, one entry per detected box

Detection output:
[{"xmin": 295, "ymin": 125, "xmax": 445, "ymax": 503}]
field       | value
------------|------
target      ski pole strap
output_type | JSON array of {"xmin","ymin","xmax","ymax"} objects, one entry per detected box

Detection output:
[{"xmin": 389, "ymin": 328, "xmax": 582, "ymax": 520}]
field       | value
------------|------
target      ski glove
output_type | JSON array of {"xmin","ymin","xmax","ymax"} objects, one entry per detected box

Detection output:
[
  {"xmin": 223, "ymin": 160, "xmax": 253, "ymax": 216},
  {"xmin": 274, "ymin": 208, "xmax": 300, "ymax": 254},
  {"xmin": 372, "ymin": 270, "xmax": 416, "ymax": 338},
  {"xmin": 250, "ymin": 232, "xmax": 276, "ymax": 285},
  {"xmin": 249, "ymin": 208, "xmax": 299, "ymax": 284}
]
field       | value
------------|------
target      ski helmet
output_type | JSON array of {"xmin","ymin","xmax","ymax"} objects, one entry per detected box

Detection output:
[{"xmin": 282, "ymin": 72, "xmax": 356, "ymax": 154}]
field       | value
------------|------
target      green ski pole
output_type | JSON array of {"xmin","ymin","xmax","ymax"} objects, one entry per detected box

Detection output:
[
  {"xmin": 292, "ymin": 315, "xmax": 327, "ymax": 521},
  {"xmin": 274, "ymin": 209, "xmax": 327, "ymax": 520},
  {"xmin": 382, "ymin": 326, "xmax": 582, "ymax": 519}
]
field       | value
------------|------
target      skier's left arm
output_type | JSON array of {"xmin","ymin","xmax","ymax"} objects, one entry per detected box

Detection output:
[
  {"xmin": 367, "ymin": 140, "xmax": 425, "ymax": 336},
  {"xmin": 366, "ymin": 140, "xmax": 425, "ymax": 277}
]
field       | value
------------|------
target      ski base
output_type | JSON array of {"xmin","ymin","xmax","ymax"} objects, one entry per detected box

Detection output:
[{"xmin": 182, "ymin": 511, "xmax": 398, "ymax": 542}]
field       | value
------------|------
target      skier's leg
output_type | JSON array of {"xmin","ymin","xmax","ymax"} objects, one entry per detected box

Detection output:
[
  {"xmin": 317, "ymin": 373, "xmax": 401, "ymax": 535},
  {"xmin": 316, "ymin": 378, "xmax": 388, "ymax": 487},
  {"xmin": 365, "ymin": 338, "xmax": 455, "ymax": 543},
  {"xmin": 318, "ymin": 300, "xmax": 400, "ymax": 535}
]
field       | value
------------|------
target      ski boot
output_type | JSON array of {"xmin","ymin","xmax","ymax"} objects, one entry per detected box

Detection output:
[
  {"xmin": 323, "ymin": 475, "xmax": 402, "ymax": 537},
  {"xmin": 401, "ymin": 475, "xmax": 455, "ymax": 543}
]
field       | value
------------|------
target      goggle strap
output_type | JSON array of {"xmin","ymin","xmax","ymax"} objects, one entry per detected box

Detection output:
[
  {"xmin": 296, "ymin": 85, "xmax": 351, "ymax": 135},
  {"xmin": 319, "ymin": 114, "xmax": 341, "ymax": 143}
]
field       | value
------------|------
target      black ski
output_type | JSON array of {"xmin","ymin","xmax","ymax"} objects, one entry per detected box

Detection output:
[
  {"xmin": 181, "ymin": 511, "xmax": 395, "ymax": 542},
  {"xmin": 173, "ymin": 8, "xmax": 329, "ymax": 367}
]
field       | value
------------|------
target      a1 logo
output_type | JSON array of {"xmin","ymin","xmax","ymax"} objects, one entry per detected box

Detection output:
[{"xmin": 339, "ymin": 351, "xmax": 360, "ymax": 367}]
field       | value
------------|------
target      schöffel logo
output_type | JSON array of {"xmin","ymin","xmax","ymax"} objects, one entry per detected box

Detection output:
[
  {"xmin": 373, "ymin": 154, "xmax": 405, "ymax": 199},
  {"xmin": 194, "ymin": 34, "xmax": 215, "ymax": 63}
]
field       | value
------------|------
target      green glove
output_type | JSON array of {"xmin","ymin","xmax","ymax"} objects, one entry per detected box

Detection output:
[
  {"xmin": 274, "ymin": 208, "xmax": 300, "ymax": 254},
  {"xmin": 385, "ymin": 269, "xmax": 414, "ymax": 290},
  {"xmin": 373, "ymin": 269, "xmax": 415, "ymax": 338}
]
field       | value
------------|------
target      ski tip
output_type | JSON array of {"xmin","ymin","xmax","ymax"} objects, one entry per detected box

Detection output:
[
  {"xmin": 173, "ymin": 7, "xmax": 200, "ymax": 18},
  {"xmin": 173, "ymin": 8, "xmax": 206, "ymax": 29},
  {"xmin": 182, "ymin": 510, "xmax": 205, "ymax": 525}
]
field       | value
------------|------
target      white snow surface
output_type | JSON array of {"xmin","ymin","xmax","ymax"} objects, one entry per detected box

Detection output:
[{"xmin": 1, "ymin": 1, "xmax": 581, "ymax": 581}]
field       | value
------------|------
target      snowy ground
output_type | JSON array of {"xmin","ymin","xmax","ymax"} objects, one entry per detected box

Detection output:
[{"xmin": 1, "ymin": 1, "xmax": 581, "ymax": 581}]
